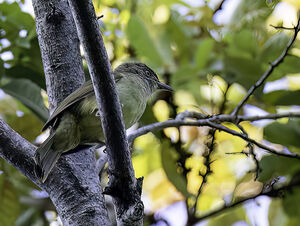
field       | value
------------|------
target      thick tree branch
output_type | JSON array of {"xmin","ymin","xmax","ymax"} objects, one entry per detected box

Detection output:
[
  {"xmin": 231, "ymin": 16, "xmax": 300, "ymax": 116},
  {"xmin": 30, "ymin": 0, "xmax": 110, "ymax": 225},
  {"xmin": 0, "ymin": 120, "xmax": 37, "ymax": 182},
  {"xmin": 67, "ymin": 0, "xmax": 143, "ymax": 225}
]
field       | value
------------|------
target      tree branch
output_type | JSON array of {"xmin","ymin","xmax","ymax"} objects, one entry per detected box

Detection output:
[
  {"xmin": 188, "ymin": 84, "xmax": 230, "ymax": 224},
  {"xmin": 188, "ymin": 178, "xmax": 300, "ymax": 224},
  {"xmin": 0, "ymin": 119, "xmax": 37, "ymax": 182},
  {"xmin": 231, "ymin": 16, "xmax": 300, "ymax": 116},
  {"xmin": 30, "ymin": 0, "xmax": 110, "ymax": 225},
  {"xmin": 127, "ymin": 112, "xmax": 300, "ymax": 159},
  {"xmin": 213, "ymin": 0, "xmax": 226, "ymax": 14},
  {"xmin": 67, "ymin": 0, "xmax": 143, "ymax": 225}
]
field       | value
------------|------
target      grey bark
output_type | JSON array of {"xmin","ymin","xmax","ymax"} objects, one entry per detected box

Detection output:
[
  {"xmin": 67, "ymin": 0, "xmax": 144, "ymax": 225},
  {"xmin": 2, "ymin": 0, "xmax": 111, "ymax": 225}
]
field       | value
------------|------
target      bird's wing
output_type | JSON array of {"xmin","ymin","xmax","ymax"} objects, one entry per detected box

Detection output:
[
  {"xmin": 42, "ymin": 72, "xmax": 124, "ymax": 131},
  {"xmin": 42, "ymin": 80, "xmax": 94, "ymax": 131}
]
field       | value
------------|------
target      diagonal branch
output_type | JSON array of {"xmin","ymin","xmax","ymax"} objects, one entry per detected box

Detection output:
[
  {"xmin": 231, "ymin": 15, "xmax": 300, "ymax": 116},
  {"xmin": 67, "ymin": 0, "xmax": 143, "ymax": 225},
  {"xmin": 0, "ymin": 119, "xmax": 37, "ymax": 182}
]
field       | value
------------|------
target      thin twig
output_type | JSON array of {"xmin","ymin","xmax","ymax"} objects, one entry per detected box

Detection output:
[
  {"xmin": 213, "ymin": 0, "xmax": 226, "ymax": 14},
  {"xmin": 190, "ymin": 85, "xmax": 230, "ymax": 220},
  {"xmin": 192, "ymin": 132, "xmax": 215, "ymax": 216},
  {"xmin": 128, "ymin": 112, "xmax": 300, "ymax": 143},
  {"xmin": 270, "ymin": 25, "xmax": 294, "ymax": 30},
  {"xmin": 231, "ymin": 16, "xmax": 300, "ymax": 116},
  {"xmin": 127, "ymin": 112, "xmax": 300, "ymax": 159},
  {"xmin": 188, "ymin": 178, "xmax": 300, "ymax": 224},
  {"xmin": 206, "ymin": 121, "xmax": 300, "ymax": 159},
  {"xmin": 235, "ymin": 123, "xmax": 261, "ymax": 179}
]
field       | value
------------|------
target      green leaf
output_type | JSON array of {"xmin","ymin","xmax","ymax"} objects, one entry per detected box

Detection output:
[
  {"xmin": 226, "ymin": 30, "xmax": 258, "ymax": 59},
  {"xmin": 260, "ymin": 32, "xmax": 289, "ymax": 63},
  {"xmin": 207, "ymin": 206, "xmax": 248, "ymax": 226},
  {"xmin": 275, "ymin": 56, "xmax": 300, "ymax": 76},
  {"xmin": 5, "ymin": 65, "xmax": 45, "ymax": 89},
  {"xmin": 224, "ymin": 55, "xmax": 263, "ymax": 90},
  {"xmin": 127, "ymin": 15, "xmax": 163, "ymax": 66},
  {"xmin": 258, "ymin": 155, "xmax": 300, "ymax": 182},
  {"xmin": 268, "ymin": 199, "xmax": 289, "ymax": 226},
  {"xmin": 195, "ymin": 38, "xmax": 214, "ymax": 69},
  {"xmin": 0, "ymin": 2, "xmax": 35, "ymax": 31},
  {"xmin": 166, "ymin": 12, "xmax": 193, "ymax": 62},
  {"xmin": 0, "ymin": 59, "xmax": 4, "ymax": 78},
  {"xmin": 1, "ymin": 79, "xmax": 48, "ymax": 122},
  {"xmin": 0, "ymin": 175, "xmax": 20, "ymax": 226},
  {"xmin": 161, "ymin": 141, "xmax": 190, "ymax": 197},
  {"xmin": 264, "ymin": 120, "xmax": 300, "ymax": 148},
  {"xmin": 282, "ymin": 187, "xmax": 300, "ymax": 217},
  {"xmin": 264, "ymin": 90, "xmax": 300, "ymax": 106}
]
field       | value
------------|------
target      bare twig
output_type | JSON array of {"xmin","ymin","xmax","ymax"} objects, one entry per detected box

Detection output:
[
  {"xmin": 206, "ymin": 121, "xmax": 300, "ymax": 159},
  {"xmin": 191, "ymin": 131, "xmax": 215, "ymax": 217},
  {"xmin": 270, "ymin": 25, "xmax": 294, "ymax": 30},
  {"xmin": 231, "ymin": 16, "xmax": 300, "ymax": 116},
  {"xmin": 189, "ymin": 85, "xmax": 230, "ymax": 223},
  {"xmin": 129, "ymin": 112, "xmax": 300, "ymax": 143},
  {"xmin": 213, "ymin": 0, "xmax": 226, "ymax": 14},
  {"xmin": 235, "ymin": 123, "xmax": 261, "ymax": 179},
  {"xmin": 188, "ymin": 178, "xmax": 300, "ymax": 224},
  {"xmin": 127, "ymin": 112, "xmax": 300, "ymax": 159}
]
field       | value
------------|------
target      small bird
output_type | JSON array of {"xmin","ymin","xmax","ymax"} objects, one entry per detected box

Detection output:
[{"xmin": 34, "ymin": 62, "xmax": 172, "ymax": 182}]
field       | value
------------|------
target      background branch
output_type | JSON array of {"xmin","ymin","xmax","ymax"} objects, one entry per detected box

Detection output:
[
  {"xmin": 231, "ymin": 16, "xmax": 300, "ymax": 116},
  {"xmin": 128, "ymin": 112, "xmax": 300, "ymax": 159},
  {"xmin": 189, "ymin": 177, "xmax": 300, "ymax": 224}
]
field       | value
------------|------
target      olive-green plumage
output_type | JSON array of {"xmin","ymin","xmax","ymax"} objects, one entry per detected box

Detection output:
[{"xmin": 34, "ymin": 63, "xmax": 172, "ymax": 182}]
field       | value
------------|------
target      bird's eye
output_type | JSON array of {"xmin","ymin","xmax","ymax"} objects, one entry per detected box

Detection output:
[{"xmin": 146, "ymin": 71, "xmax": 150, "ymax": 76}]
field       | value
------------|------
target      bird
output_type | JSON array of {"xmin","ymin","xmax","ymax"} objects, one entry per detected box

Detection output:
[{"xmin": 34, "ymin": 62, "xmax": 173, "ymax": 182}]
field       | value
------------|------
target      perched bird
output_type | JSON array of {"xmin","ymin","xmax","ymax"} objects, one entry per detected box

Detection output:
[{"xmin": 34, "ymin": 62, "xmax": 172, "ymax": 182}]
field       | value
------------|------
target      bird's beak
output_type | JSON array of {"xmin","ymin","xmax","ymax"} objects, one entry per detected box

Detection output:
[{"xmin": 157, "ymin": 81, "xmax": 173, "ymax": 92}]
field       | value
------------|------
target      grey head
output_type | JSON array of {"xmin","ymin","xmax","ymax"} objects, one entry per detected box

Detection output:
[{"xmin": 114, "ymin": 62, "xmax": 173, "ymax": 92}]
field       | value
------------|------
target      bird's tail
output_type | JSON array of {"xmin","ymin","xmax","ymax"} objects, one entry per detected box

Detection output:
[{"xmin": 34, "ymin": 132, "xmax": 61, "ymax": 183}]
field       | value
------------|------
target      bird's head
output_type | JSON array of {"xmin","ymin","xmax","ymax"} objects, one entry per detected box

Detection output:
[{"xmin": 114, "ymin": 62, "xmax": 173, "ymax": 93}]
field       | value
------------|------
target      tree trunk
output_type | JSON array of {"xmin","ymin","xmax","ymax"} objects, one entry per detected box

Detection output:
[{"xmin": 31, "ymin": 0, "xmax": 110, "ymax": 225}]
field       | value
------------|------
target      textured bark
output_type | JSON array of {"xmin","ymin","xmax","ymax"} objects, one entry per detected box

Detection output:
[
  {"xmin": 0, "ymin": 120, "xmax": 37, "ymax": 182},
  {"xmin": 67, "ymin": 0, "xmax": 144, "ymax": 225},
  {"xmin": 0, "ymin": 121, "xmax": 110, "ymax": 225},
  {"xmin": 29, "ymin": 0, "xmax": 110, "ymax": 225},
  {"xmin": 32, "ymin": 0, "xmax": 84, "ymax": 112}
]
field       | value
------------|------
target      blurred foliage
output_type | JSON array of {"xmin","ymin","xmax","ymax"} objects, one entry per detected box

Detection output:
[{"xmin": 1, "ymin": 0, "xmax": 300, "ymax": 225}]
